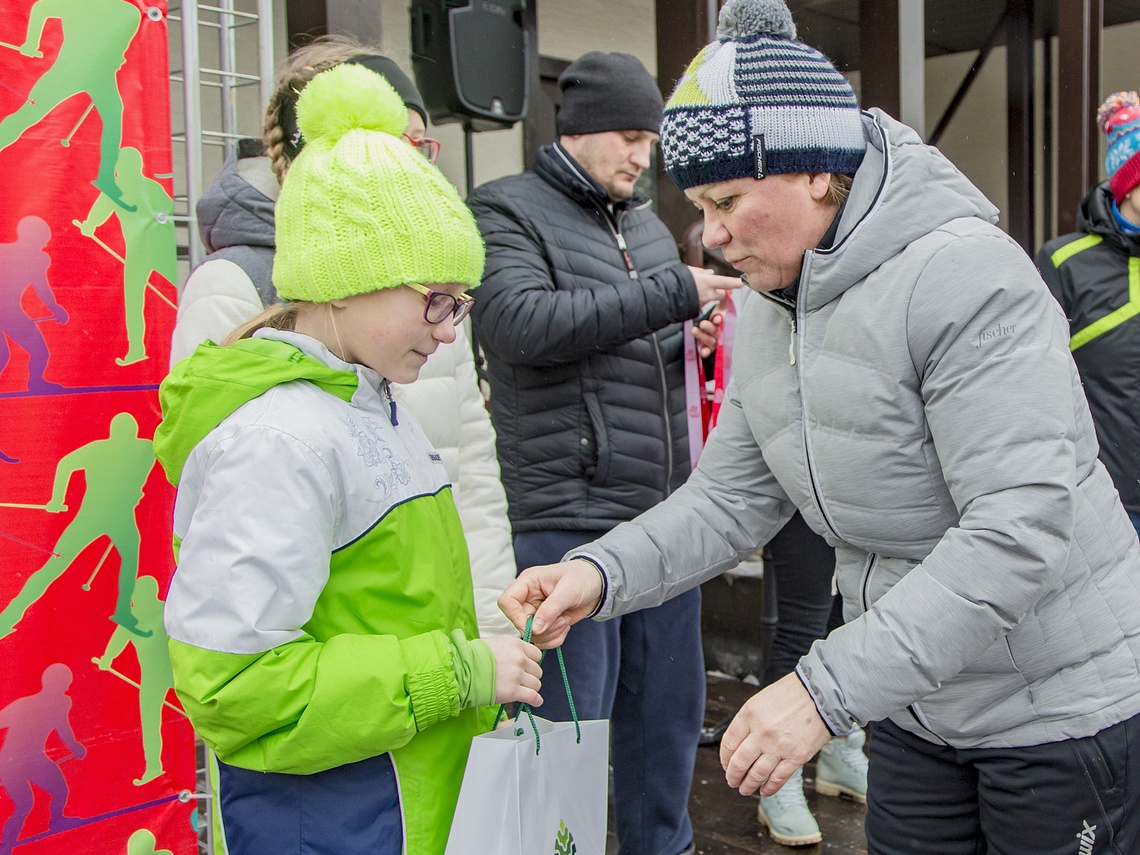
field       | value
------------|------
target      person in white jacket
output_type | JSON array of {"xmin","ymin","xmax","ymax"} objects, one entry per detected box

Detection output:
[{"xmin": 170, "ymin": 36, "xmax": 516, "ymax": 637}]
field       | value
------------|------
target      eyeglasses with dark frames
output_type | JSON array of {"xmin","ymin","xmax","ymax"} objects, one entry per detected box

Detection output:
[
  {"xmin": 403, "ymin": 133, "xmax": 442, "ymax": 163},
  {"xmin": 405, "ymin": 282, "xmax": 474, "ymax": 325}
]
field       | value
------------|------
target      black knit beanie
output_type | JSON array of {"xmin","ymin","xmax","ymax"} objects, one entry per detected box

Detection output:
[
  {"xmin": 557, "ymin": 51, "xmax": 664, "ymax": 135},
  {"xmin": 345, "ymin": 55, "xmax": 427, "ymax": 124}
]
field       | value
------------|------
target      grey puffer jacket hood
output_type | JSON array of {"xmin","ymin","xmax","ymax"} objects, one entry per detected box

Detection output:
[
  {"xmin": 196, "ymin": 138, "xmax": 276, "ymax": 254},
  {"xmin": 579, "ymin": 110, "xmax": 1140, "ymax": 749},
  {"xmin": 802, "ymin": 110, "xmax": 998, "ymax": 309},
  {"xmin": 193, "ymin": 138, "xmax": 278, "ymax": 305}
]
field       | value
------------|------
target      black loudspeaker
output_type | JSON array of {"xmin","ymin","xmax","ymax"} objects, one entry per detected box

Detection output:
[{"xmin": 410, "ymin": 0, "xmax": 528, "ymax": 132}]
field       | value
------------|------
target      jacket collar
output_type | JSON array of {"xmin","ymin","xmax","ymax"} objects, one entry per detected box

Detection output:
[
  {"xmin": 1077, "ymin": 182, "xmax": 1140, "ymax": 254},
  {"xmin": 533, "ymin": 143, "xmax": 649, "ymax": 213}
]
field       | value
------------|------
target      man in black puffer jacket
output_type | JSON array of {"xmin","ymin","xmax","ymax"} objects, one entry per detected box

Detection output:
[{"xmin": 468, "ymin": 51, "xmax": 738, "ymax": 855}]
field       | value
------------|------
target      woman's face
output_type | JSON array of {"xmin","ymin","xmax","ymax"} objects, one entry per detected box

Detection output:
[
  {"xmin": 685, "ymin": 173, "xmax": 836, "ymax": 292},
  {"xmin": 327, "ymin": 282, "xmax": 468, "ymax": 383}
]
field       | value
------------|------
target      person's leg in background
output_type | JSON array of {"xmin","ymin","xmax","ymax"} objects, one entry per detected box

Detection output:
[
  {"xmin": 1129, "ymin": 511, "xmax": 1140, "ymax": 540},
  {"xmin": 761, "ymin": 512, "xmax": 836, "ymax": 687},
  {"xmin": 611, "ymin": 587, "xmax": 704, "ymax": 855},
  {"xmin": 757, "ymin": 512, "xmax": 867, "ymax": 847}
]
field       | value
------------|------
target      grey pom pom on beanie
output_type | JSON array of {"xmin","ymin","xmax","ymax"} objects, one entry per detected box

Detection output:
[
  {"xmin": 716, "ymin": 0, "xmax": 796, "ymax": 40},
  {"xmin": 661, "ymin": 0, "xmax": 864, "ymax": 191}
]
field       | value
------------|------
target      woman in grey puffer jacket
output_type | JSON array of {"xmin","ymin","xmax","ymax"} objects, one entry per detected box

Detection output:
[{"xmin": 501, "ymin": 2, "xmax": 1140, "ymax": 853}]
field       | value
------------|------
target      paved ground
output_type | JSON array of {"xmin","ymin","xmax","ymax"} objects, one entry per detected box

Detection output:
[{"xmin": 606, "ymin": 673, "xmax": 868, "ymax": 854}]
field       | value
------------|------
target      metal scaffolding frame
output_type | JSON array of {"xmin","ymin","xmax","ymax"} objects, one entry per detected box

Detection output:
[{"xmin": 169, "ymin": 0, "xmax": 275, "ymax": 271}]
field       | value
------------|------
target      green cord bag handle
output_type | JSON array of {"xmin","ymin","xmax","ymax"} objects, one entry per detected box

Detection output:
[{"xmin": 493, "ymin": 615, "xmax": 580, "ymax": 752}]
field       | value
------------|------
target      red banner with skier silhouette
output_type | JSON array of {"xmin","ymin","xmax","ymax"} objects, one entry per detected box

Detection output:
[{"xmin": 0, "ymin": 1, "xmax": 195, "ymax": 854}]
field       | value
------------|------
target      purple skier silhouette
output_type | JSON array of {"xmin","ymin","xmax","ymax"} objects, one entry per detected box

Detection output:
[
  {"xmin": 0, "ymin": 663, "xmax": 86, "ymax": 855},
  {"xmin": 0, "ymin": 216, "xmax": 68, "ymax": 393}
]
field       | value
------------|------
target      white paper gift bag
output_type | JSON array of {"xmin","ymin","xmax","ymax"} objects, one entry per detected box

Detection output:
[{"xmin": 444, "ymin": 713, "xmax": 609, "ymax": 854}]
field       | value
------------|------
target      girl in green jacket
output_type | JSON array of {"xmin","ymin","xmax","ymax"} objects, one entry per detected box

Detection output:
[{"xmin": 155, "ymin": 63, "xmax": 542, "ymax": 855}]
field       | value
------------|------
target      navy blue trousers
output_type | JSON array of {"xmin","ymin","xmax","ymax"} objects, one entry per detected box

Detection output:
[
  {"xmin": 866, "ymin": 714, "xmax": 1140, "ymax": 854},
  {"xmin": 217, "ymin": 753, "xmax": 402, "ymax": 855},
  {"xmin": 514, "ymin": 529, "xmax": 705, "ymax": 855}
]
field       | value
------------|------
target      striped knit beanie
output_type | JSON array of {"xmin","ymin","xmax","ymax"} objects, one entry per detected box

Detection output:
[
  {"xmin": 1097, "ymin": 91, "xmax": 1140, "ymax": 204},
  {"xmin": 661, "ymin": 0, "xmax": 865, "ymax": 191},
  {"xmin": 273, "ymin": 63, "xmax": 484, "ymax": 302}
]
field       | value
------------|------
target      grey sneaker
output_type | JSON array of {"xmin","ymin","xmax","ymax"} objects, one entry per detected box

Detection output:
[
  {"xmin": 815, "ymin": 726, "xmax": 868, "ymax": 804},
  {"xmin": 756, "ymin": 767, "xmax": 822, "ymax": 846}
]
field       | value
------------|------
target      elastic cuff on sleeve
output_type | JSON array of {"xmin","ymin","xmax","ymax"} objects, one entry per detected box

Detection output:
[
  {"xmin": 794, "ymin": 664, "xmax": 844, "ymax": 737},
  {"xmin": 450, "ymin": 630, "xmax": 496, "ymax": 710},
  {"xmin": 565, "ymin": 553, "xmax": 610, "ymax": 618},
  {"xmin": 402, "ymin": 631, "xmax": 461, "ymax": 731}
]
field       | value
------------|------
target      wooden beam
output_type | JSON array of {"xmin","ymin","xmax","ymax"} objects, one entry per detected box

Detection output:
[
  {"xmin": 655, "ymin": 0, "xmax": 713, "ymax": 242},
  {"xmin": 1006, "ymin": 0, "xmax": 1035, "ymax": 251},
  {"xmin": 1056, "ymin": 0, "xmax": 1102, "ymax": 235},
  {"xmin": 859, "ymin": 0, "xmax": 901, "ymax": 118}
]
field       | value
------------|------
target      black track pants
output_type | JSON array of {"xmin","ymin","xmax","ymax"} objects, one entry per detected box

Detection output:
[{"xmin": 865, "ymin": 713, "xmax": 1140, "ymax": 854}]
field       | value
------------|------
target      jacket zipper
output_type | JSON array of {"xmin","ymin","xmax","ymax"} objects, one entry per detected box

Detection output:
[
  {"xmin": 599, "ymin": 203, "xmax": 639, "ymax": 280},
  {"xmin": 858, "ymin": 553, "xmax": 876, "ymax": 612},
  {"xmin": 859, "ymin": 553, "xmax": 948, "ymax": 745},
  {"xmin": 608, "ymin": 205, "xmax": 673, "ymax": 493},
  {"xmin": 761, "ymin": 257, "xmax": 843, "ymax": 544},
  {"xmin": 757, "ymin": 290, "xmax": 797, "ymax": 365},
  {"xmin": 381, "ymin": 380, "xmax": 398, "ymax": 425}
]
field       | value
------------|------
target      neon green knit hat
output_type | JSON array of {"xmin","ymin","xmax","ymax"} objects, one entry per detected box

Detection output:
[{"xmin": 273, "ymin": 62, "xmax": 484, "ymax": 302}]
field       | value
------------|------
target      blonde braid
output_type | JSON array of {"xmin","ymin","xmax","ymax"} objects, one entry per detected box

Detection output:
[
  {"xmin": 261, "ymin": 34, "xmax": 381, "ymax": 184},
  {"xmin": 222, "ymin": 302, "xmax": 304, "ymax": 345}
]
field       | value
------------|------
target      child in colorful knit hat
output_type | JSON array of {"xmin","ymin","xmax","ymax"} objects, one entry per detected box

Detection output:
[
  {"xmin": 154, "ymin": 62, "xmax": 542, "ymax": 855},
  {"xmin": 1098, "ymin": 91, "xmax": 1140, "ymax": 229}
]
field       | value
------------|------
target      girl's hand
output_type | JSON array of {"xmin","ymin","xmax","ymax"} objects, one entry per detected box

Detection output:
[{"xmin": 482, "ymin": 636, "xmax": 543, "ymax": 706}]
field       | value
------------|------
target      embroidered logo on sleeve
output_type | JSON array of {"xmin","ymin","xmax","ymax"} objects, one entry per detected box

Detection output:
[{"xmin": 974, "ymin": 323, "xmax": 1018, "ymax": 348}]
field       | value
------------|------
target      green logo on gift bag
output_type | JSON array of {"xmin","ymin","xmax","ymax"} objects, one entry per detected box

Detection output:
[{"xmin": 555, "ymin": 820, "xmax": 577, "ymax": 855}]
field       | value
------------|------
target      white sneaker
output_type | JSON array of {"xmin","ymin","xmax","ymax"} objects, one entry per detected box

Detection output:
[
  {"xmin": 815, "ymin": 726, "xmax": 868, "ymax": 804},
  {"xmin": 756, "ymin": 767, "xmax": 822, "ymax": 847}
]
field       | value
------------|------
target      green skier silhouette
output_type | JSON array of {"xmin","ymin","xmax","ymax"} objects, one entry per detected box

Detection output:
[
  {"xmin": 77, "ymin": 146, "xmax": 176, "ymax": 366},
  {"xmin": 0, "ymin": 412, "xmax": 155, "ymax": 638},
  {"xmin": 0, "ymin": 0, "xmax": 142, "ymax": 210},
  {"xmin": 93, "ymin": 575, "xmax": 175, "ymax": 786},
  {"xmin": 124, "ymin": 828, "xmax": 171, "ymax": 855}
]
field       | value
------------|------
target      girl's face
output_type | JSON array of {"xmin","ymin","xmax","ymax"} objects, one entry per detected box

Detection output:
[{"xmin": 327, "ymin": 282, "xmax": 469, "ymax": 383}]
